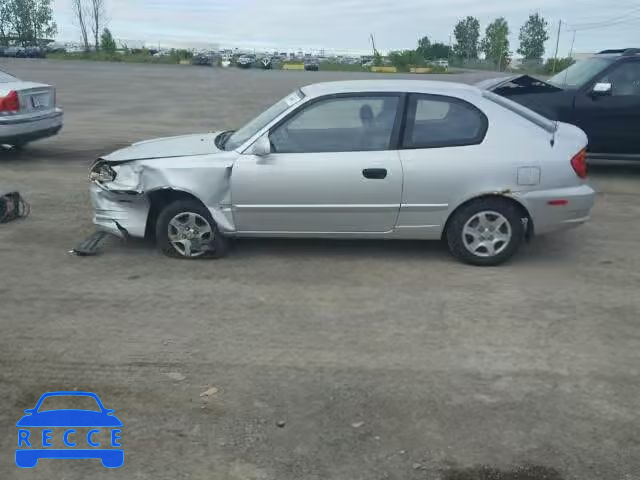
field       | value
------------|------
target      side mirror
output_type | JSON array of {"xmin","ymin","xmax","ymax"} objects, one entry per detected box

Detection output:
[
  {"xmin": 591, "ymin": 82, "xmax": 612, "ymax": 97},
  {"xmin": 249, "ymin": 135, "xmax": 271, "ymax": 157}
]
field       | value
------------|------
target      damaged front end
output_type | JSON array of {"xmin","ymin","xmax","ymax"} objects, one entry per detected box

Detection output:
[
  {"xmin": 89, "ymin": 160, "xmax": 153, "ymax": 240},
  {"xmin": 76, "ymin": 133, "xmax": 237, "ymax": 256}
]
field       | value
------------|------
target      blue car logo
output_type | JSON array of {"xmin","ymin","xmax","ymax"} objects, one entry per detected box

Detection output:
[{"xmin": 16, "ymin": 391, "xmax": 123, "ymax": 468}]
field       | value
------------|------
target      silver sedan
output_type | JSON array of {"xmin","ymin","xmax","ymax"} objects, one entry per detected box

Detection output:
[
  {"xmin": 0, "ymin": 69, "xmax": 63, "ymax": 148},
  {"xmin": 88, "ymin": 80, "xmax": 595, "ymax": 266}
]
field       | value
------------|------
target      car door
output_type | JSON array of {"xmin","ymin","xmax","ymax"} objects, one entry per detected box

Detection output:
[
  {"xmin": 572, "ymin": 60, "xmax": 640, "ymax": 154},
  {"xmin": 396, "ymin": 93, "xmax": 489, "ymax": 236},
  {"xmin": 231, "ymin": 93, "xmax": 404, "ymax": 234}
]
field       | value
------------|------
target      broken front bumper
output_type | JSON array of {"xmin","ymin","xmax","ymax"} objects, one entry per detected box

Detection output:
[{"xmin": 90, "ymin": 183, "xmax": 150, "ymax": 239}]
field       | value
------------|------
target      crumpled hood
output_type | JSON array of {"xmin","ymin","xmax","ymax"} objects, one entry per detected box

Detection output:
[
  {"xmin": 475, "ymin": 75, "xmax": 521, "ymax": 91},
  {"xmin": 476, "ymin": 74, "xmax": 563, "ymax": 95},
  {"xmin": 102, "ymin": 132, "xmax": 223, "ymax": 163}
]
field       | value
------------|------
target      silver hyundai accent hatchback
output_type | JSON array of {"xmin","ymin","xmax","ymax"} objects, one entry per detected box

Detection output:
[{"xmin": 89, "ymin": 80, "xmax": 595, "ymax": 266}]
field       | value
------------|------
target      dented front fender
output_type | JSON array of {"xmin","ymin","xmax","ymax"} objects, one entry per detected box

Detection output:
[{"xmin": 90, "ymin": 152, "xmax": 239, "ymax": 238}]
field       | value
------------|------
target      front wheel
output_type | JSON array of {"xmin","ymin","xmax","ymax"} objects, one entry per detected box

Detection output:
[
  {"xmin": 155, "ymin": 200, "xmax": 229, "ymax": 259},
  {"xmin": 446, "ymin": 198, "xmax": 525, "ymax": 266}
]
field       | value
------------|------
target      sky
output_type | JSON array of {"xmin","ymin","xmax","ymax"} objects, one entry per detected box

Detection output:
[{"xmin": 53, "ymin": 0, "xmax": 640, "ymax": 57}]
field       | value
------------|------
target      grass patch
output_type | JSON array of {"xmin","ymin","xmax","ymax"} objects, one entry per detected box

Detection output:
[
  {"xmin": 47, "ymin": 51, "xmax": 190, "ymax": 65},
  {"xmin": 318, "ymin": 63, "xmax": 451, "ymax": 74},
  {"xmin": 317, "ymin": 62, "xmax": 367, "ymax": 72}
]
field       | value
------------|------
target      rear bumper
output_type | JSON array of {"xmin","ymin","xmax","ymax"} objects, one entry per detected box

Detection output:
[
  {"xmin": 519, "ymin": 184, "xmax": 595, "ymax": 235},
  {"xmin": 0, "ymin": 109, "xmax": 63, "ymax": 144}
]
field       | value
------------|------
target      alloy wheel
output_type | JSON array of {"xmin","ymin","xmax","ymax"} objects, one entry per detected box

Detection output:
[
  {"xmin": 462, "ymin": 210, "xmax": 512, "ymax": 258},
  {"xmin": 167, "ymin": 212, "xmax": 214, "ymax": 258}
]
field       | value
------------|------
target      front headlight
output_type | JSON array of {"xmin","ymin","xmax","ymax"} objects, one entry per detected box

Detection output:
[{"xmin": 89, "ymin": 162, "xmax": 117, "ymax": 183}]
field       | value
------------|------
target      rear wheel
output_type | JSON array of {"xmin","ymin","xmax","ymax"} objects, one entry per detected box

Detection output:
[
  {"xmin": 155, "ymin": 200, "xmax": 228, "ymax": 259},
  {"xmin": 446, "ymin": 198, "xmax": 525, "ymax": 266}
]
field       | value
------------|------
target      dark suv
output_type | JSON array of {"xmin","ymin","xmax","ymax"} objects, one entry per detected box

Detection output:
[{"xmin": 481, "ymin": 49, "xmax": 640, "ymax": 161}]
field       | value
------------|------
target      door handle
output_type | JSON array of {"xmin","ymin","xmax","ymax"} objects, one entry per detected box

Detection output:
[{"xmin": 362, "ymin": 168, "xmax": 388, "ymax": 180}]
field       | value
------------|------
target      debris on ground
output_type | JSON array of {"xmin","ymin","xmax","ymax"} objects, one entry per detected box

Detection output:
[
  {"xmin": 351, "ymin": 421, "xmax": 365, "ymax": 429},
  {"xmin": 200, "ymin": 386, "xmax": 219, "ymax": 397},
  {"xmin": 71, "ymin": 231, "xmax": 111, "ymax": 256},
  {"xmin": 0, "ymin": 191, "xmax": 30, "ymax": 224},
  {"xmin": 276, "ymin": 420, "xmax": 286, "ymax": 428},
  {"xmin": 165, "ymin": 372, "xmax": 186, "ymax": 381}
]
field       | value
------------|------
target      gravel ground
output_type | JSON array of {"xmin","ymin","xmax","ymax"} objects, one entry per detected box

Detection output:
[{"xmin": 0, "ymin": 59, "xmax": 639, "ymax": 480}]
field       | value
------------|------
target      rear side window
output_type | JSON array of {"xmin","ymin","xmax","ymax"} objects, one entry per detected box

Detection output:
[
  {"xmin": 482, "ymin": 90, "xmax": 557, "ymax": 133},
  {"xmin": 402, "ymin": 94, "xmax": 487, "ymax": 149}
]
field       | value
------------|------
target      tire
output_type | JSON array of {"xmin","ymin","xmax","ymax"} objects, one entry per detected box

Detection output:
[
  {"xmin": 446, "ymin": 197, "xmax": 525, "ymax": 266},
  {"xmin": 155, "ymin": 200, "xmax": 229, "ymax": 259}
]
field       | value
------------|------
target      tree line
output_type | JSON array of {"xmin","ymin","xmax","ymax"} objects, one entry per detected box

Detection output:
[
  {"xmin": 453, "ymin": 13, "xmax": 550, "ymax": 70},
  {"xmin": 0, "ymin": 0, "xmax": 116, "ymax": 52},
  {"xmin": 388, "ymin": 13, "xmax": 551, "ymax": 72},
  {"xmin": 70, "ymin": 0, "xmax": 112, "ymax": 52},
  {"xmin": 0, "ymin": 0, "xmax": 56, "ymax": 45}
]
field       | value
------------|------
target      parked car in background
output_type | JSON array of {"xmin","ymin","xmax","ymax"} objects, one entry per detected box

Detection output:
[
  {"xmin": 191, "ymin": 54, "xmax": 212, "ymax": 66},
  {"xmin": 88, "ymin": 80, "xmax": 594, "ymax": 266},
  {"xmin": 236, "ymin": 56, "xmax": 254, "ymax": 68},
  {"xmin": 480, "ymin": 48, "xmax": 640, "ymax": 161},
  {"xmin": 304, "ymin": 60, "xmax": 320, "ymax": 71},
  {"xmin": 434, "ymin": 59, "xmax": 449, "ymax": 69},
  {"xmin": 46, "ymin": 43, "xmax": 67, "ymax": 54},
  {"xmin": 0, "ymin": 69, "xmax": 63, "ymax": 148},
  {"xmin": 3, "ymin": 46, "xmax": 24, "ymax": 58},
  {"xmin": 1, "ymin": 46, "xmax": 45, "ymax": 58},
  {"xmin": 24, "ymin": 46, "xmax": 46, "ymax": 58}
]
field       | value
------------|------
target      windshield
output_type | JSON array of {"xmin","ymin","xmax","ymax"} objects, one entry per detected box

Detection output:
[
  {"xmin": 224, "ymin": 90, "xmax": 305, "ymax": 150},
  {"xmin": 548, "ymin": 57, "xmax": 614, "ymax": 88}
]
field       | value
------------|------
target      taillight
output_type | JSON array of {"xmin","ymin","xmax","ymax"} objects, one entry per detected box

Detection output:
[
  {"xmin": 570, "ymin": 148, "xmax": 587, "ymax": 179},
  {"xmin": 0, "ymin": 90, "xmax": 20, "ymax": 113}
]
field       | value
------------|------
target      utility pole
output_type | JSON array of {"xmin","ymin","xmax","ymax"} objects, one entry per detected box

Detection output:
[
  {"xmin": 552, "ymin": 19, "xmax": 562, "ymax": 74},
  {"xmin": 568, "ymin": 29, "xmax": 576, "ymax": 60}
]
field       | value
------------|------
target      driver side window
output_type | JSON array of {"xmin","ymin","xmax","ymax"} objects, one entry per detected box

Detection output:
[
  {"xmin": 599, "ymin": 62, "xmax": 640, "ymax": 96},
  {"xmin": 269, "ymin": 95, "xmax": 399, "ymax": 154}
]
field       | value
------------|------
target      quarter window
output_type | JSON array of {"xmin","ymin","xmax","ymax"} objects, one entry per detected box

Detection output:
[
  {"xmin": 270, "ymin": 95, "xmax": 399, "ymax": 153},
  {"xmin": 402, "ymin": 94, "xmax": 487, "ymax": 149}
]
